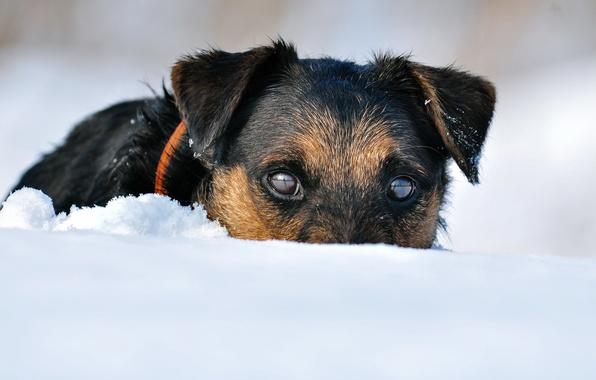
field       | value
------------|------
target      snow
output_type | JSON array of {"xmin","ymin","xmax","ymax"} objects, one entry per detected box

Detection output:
[
  {"xmin": 0, "ymin": 188, "xmax": 226, "ymax": 238},
  {"xmin": 1, "ymin": 188, "xmax": 596, "ymax": 379}
]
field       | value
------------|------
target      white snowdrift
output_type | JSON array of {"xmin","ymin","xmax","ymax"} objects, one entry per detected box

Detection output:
[
  {"xmin": 0, "ymin": 188, "xmax": 226, "ymax": 238},
  {"xmin": 1, "ymin": 189, "xmax": 596, "ymax": 379}
]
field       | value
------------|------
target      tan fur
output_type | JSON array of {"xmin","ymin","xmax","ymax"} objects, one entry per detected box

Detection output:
[
  {"xmin": 302, "ymin": 225, "xmax": 335, "ymax": 244},
  {"xmin": 207, "ymin": 165, "xmax": 303, "ymax": 240},
  {"xmin": 292, "ymin": 105, "xmax": 401, "ymax": 187},
  {"xmin": 394, "ymin": 190, "xmax": 441, "ymax": 248}
]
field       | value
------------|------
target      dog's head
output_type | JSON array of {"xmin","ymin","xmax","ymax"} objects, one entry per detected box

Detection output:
[{"xmin": 171, "ymin": 40, "xmax": 495, "ymax": 247}]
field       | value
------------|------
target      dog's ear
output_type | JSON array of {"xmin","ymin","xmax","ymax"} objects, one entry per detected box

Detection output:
[
  {"xmin": 409, "ymin": 63, "xmax": 496, "ymax": 183},
  {"xmin": 171, "ymin": 40, "xmax": 298, "ymax": 165},
  {"xmin": 373, "ymin": 57, "xmax": 496, "ymax": 183}
]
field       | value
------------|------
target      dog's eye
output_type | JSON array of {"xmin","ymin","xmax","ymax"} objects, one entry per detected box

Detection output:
[
  {"xmin": 267, "ymin": 171, "xmax": 302, "ymax": 199},
  {"xmin": 387, "ymin": 176, "xmax": 416, "ymax": 202}
]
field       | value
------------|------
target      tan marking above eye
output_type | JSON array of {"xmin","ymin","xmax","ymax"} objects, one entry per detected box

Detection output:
[{"xmin": 290, "ymin": 106, "xmax": 400, "ymax": 187}]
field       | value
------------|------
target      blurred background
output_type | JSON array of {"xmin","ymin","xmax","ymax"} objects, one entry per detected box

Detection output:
[{"xmin": 1, "ymin": 0, "xmax": 595, "ymax": 257}]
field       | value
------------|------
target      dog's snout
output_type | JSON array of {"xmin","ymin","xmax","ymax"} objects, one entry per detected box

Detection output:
[{"xmin": 298, "ymin": 203, "xmax": 391, "ymax": 244}]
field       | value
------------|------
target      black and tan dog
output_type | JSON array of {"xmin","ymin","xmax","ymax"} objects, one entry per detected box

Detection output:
[{"xmin": 11, "ymin": 40, "xmax": 495, "ymax": 247}]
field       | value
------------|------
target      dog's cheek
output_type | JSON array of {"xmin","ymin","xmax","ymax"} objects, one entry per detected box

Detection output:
[
  {"xmin": 206, "ymin": 165, "xmax": 303, "ymax": 241},
  {"xmin": 206, "ymin": 166, "xmax": 270, "ymax": 240},
  {"xmin": 393, "ymin": 190, "xmax": 442, "ymax": 248}
]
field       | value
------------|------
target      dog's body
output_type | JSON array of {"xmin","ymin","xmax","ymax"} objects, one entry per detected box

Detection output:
[
  {"xmin": 14, "ymin": 97, "xmax": 187, "ymax": 211},
  {"xmin": 11, "ymin": 41, "xmax": 496, "ymax": 247}
]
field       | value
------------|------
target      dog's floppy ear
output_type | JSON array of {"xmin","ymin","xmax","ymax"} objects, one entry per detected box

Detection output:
[
  {"xmin": 171, "ymin": 40, "xmax": 298, "ymax": 164},
  {"xmin": 373, "ymin": 56, "xmax": 496, "ymax": 183},
  {"xmin": 408, "ymin": 63, "xmax": 496, "ymax": 183}
]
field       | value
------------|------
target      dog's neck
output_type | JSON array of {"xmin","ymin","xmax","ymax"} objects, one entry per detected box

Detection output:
[{"xmin": 154, "ymin": 120, "xmax": 187, "ymax": 196}]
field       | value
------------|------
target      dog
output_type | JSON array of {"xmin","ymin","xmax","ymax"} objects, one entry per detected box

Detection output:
[{"xmin": 10, "ymin": 40, "xmax": 496, "ymax": 247}]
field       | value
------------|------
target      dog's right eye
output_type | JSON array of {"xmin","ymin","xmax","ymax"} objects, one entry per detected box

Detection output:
[{"xmin": 266, "ymin": 171, "xmax": 303, "ymax": 200}]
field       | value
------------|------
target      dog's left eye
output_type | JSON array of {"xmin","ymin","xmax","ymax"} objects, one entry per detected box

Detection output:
[
  {"xmin": 387, "ymin": 176, "xmax": 416, "ymax": 202},
  {"xmin": 266, "ymin": 171, "xmax": 303, "ymax": 199}
]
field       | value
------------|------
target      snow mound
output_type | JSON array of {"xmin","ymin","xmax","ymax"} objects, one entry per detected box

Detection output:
[{"xmin": 0, "ymin": 188, "xmax": 227, "ymax": 238}]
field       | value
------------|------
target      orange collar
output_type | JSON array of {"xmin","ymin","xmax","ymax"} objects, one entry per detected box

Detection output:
[{"xmin": 154, "ymin": 121, "xmax": 187, "ymax": 195}]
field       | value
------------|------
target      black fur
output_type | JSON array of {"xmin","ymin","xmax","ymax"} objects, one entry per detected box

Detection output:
[{"xmin": 11, "ymin": 93, "xmax": 186, "ymax": 212}]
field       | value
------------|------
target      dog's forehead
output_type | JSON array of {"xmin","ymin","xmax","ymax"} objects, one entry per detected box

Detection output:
[
  {"xmin": 234, "ymin": 60, "xmax": 431, "ymax": 183},
  {"xmin": 288, "ymin": 105, "xmax": 404, "ymax": 185},
  {"xmin": 249, "ymin": 62, "xmax": 411, "ymax": 141}
]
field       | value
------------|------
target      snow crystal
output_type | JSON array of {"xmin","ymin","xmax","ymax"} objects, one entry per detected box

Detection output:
[
  {"xmin": 0, "ymin": 188, "xmax": 227, "ymax": 239},
  {"xmin": 444, "ymin": 114, "xmax": 461, "ymax": 125}
]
